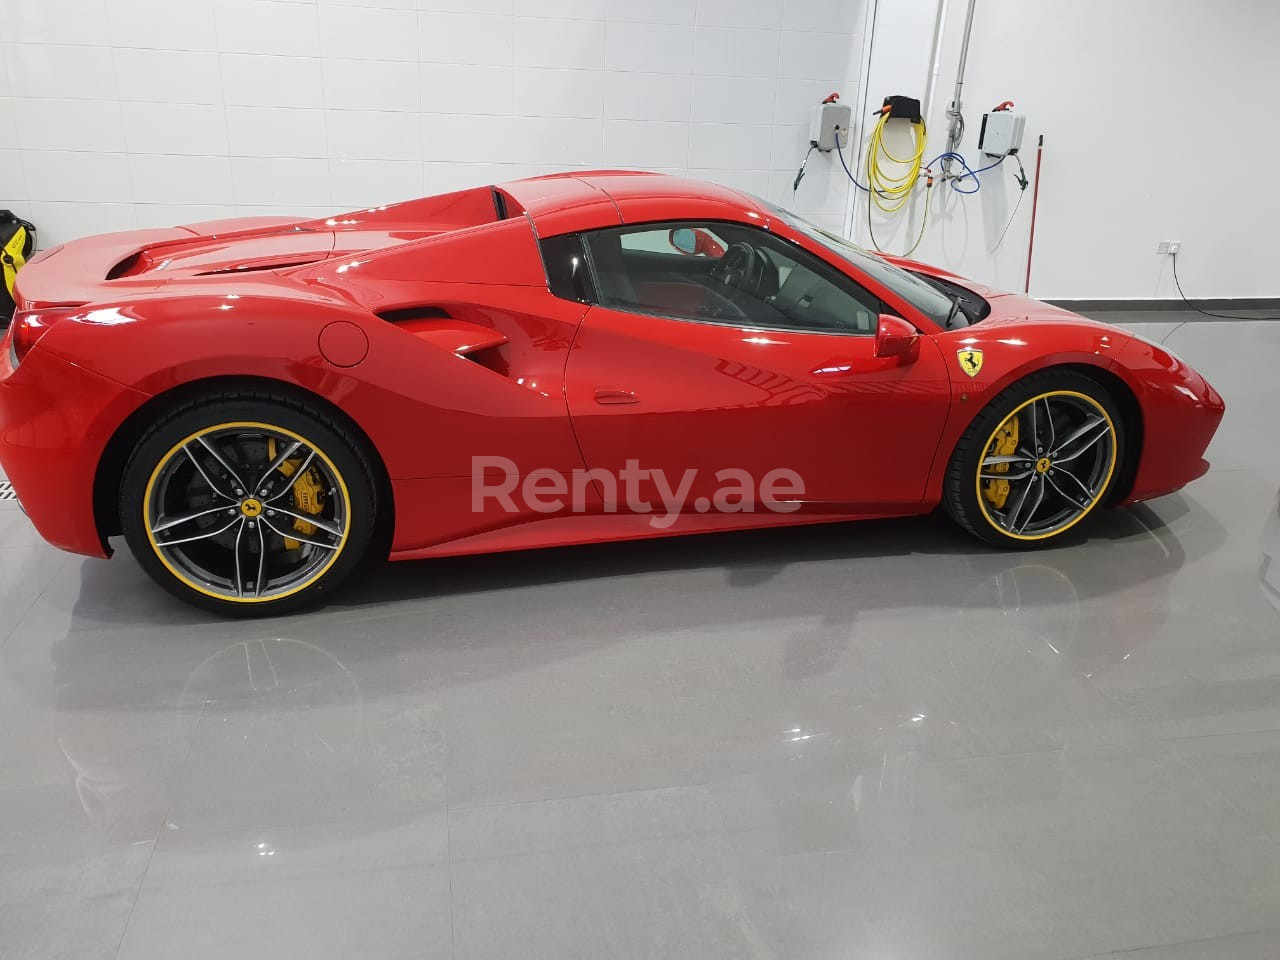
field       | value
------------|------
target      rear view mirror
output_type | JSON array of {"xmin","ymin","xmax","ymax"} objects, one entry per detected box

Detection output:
[
  {"xmin": 875, "ymin": 313, "xmax": 919, "ymax": 361},
  {"xmin": 669, "ymin": 228, "xmax": 699, "ymax": 255}
]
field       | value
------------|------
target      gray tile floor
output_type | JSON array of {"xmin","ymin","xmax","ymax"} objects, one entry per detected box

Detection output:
[{"xmin": 2, "ymin": 312, "xmax": 1279, "ymax": 960}]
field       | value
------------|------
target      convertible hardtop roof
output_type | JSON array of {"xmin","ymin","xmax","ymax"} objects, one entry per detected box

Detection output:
[{"xmin": 497, "ymin": 171, "xmax": 769, "ymax": 237}]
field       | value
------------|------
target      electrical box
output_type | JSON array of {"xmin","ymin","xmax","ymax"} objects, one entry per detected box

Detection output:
[
  {"xmin": 978, "ymin": 110, "xmax": 1025, "ymax": 157},
  {"xmin": 810, "ymin": 101, "xmax": 852, "ymax": 152}
]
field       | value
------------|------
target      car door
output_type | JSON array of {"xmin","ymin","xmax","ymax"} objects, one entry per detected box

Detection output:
[{"xmin": 558, "ymin": 219, "xmax": 953, "ymax": 514}]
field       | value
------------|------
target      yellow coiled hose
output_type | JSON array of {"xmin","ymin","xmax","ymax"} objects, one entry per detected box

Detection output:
[{"xmin": 866, "ymin": 110, "xmax": 927, "ymax": 214}]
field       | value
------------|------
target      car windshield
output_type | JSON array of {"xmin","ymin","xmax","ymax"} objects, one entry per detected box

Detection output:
[{"xmin": 759, "ymin": 201, "xmax": 957, "ymax": 327}]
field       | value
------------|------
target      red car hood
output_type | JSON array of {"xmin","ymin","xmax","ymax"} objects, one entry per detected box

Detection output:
[
  {"xmin": 976, "ymin": 290, "xmax": 1107, "ymax": 330},
  {"xmin": 879, "ymin": 252, "xmax": 1111, "ymax": 333}
]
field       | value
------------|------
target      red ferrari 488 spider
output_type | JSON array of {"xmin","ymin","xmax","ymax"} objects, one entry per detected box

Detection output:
[{"xmin": 0, "ymin": 172, "xmax": 1223, "ymax": 614}]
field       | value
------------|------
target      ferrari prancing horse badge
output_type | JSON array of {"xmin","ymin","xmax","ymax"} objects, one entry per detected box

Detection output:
[{"xmin": 957, "ymin": 348, "xmax": 984, "ymax": 378}]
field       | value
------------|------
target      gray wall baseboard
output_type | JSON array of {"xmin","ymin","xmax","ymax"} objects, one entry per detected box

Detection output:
[{"xmin": 1047, "ymin": 297, "xmax": 1280, "ymax": 313}]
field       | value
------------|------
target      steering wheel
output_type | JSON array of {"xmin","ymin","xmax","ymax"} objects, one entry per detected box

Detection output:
[{"xmin": 710, "ymin": 242, "xmax": 766, "ymax": 296}]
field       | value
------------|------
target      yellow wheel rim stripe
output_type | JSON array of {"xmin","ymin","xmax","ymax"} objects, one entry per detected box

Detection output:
[
  {"xmin": 974, "ymin": 390, "xmax": 1117, "ymax": 542},
  {"xmin": 143, "ymin": 421, "xmax": 351, "ymax": 604}
]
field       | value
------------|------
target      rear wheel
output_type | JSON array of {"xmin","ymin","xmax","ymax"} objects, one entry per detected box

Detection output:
[
  {"xmin": 944, "ymin": 371, "xmax": 1124, "ymax": 547},
  {"xmin": 120, "ymin": 393, "xmax": 379, "ymax": 615}
]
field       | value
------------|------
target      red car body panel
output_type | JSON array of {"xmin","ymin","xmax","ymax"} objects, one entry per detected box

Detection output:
[
  {"xmin": 565, "ymin": 305, "xmax": 953, "ymax": 510},
  {"xmin": 0, "ymin": 173, "xmax": 1224, "ymax": 565},
  {"xmin": 0, "ymin": 342, "xmax": 146, "ymax": 557}
]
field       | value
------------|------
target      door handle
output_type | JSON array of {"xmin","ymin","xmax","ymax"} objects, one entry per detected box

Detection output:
[
  {"xmin": 811, "ymin": 358, "xmax": 855, "ymax": 376},
  {"xmin": 594, "ymin": 387, "xmax": 639, "ymax": 405}
]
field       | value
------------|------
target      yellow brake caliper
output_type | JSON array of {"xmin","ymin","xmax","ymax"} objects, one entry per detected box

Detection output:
[
  {"xmin": 981, "ymin": 414, "xmax": 1020, "ymax": 510},
  {"xmin": 268, "ymin": 439, "xmax": 326, "ymax": 550}
]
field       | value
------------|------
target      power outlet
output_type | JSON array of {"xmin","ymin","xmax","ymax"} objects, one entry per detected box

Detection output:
[
  {"xmin": 1156, "ymin": 241, "xmax": 1169, "ymax": 254},
  {"xmin": 1156, "ymin": 240, "xmax": 1182, "ymax": 255}
]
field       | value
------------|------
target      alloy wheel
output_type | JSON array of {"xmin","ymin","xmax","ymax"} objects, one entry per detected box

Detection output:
[
  {"xmin": 975, "ymin": 390, "xmax": 1117, "ymax": 540},
  {"xmin": 143, "ymin": 422, "xmax": 351, "ymax": 603}
]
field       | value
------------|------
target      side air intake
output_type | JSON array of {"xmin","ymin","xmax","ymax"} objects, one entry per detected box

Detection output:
[{"xmin": 377, "ymin": 306, "xmax": 509, "ymax": 376}]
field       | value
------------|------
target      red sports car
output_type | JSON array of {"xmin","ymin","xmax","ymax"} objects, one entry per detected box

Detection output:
[{"xmin": 0, "ymin": 172, "xmax": 1224, "ymax": 614}]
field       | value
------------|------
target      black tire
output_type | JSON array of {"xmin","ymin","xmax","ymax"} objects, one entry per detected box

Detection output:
[
  {"xmin": 119, "ymin": 391, "xmax": 380, "ymax": 616},
  {"xmin": 943, "ymin": 370, "xmax": 1126, "ymax": 548}
]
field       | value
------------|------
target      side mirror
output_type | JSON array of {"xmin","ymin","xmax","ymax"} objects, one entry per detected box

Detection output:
[
  {"xmin": 669, "ymin": 227, "xmax": 726, "ymax": 257},
  {"xmin": 875, "ymin": 313, "xmax": 919, "ymax": 361},
  {"xmin": 669, "ymin": 228, "xmax": 699, "ymax": 255}
]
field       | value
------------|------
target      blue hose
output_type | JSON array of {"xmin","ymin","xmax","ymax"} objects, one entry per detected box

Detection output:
[
  {"xmin": 835, "ymin": 132, "xmax": 1006, "ymax": 196},
  {"xmin": 923, "ymin": 151, "xmax": 1001, "ymax": 193},
  {"xmin": 834, "ymin": 130, "xmax": 870, "ymax": 192}
]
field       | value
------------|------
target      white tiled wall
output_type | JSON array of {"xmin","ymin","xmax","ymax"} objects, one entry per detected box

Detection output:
[{"xmin": 0, "ymin": 0, "xmax": 866, "ymax": 249}]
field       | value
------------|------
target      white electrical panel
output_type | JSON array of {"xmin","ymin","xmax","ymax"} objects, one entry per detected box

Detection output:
[
  {"xmin": 978, "ymin": 110, "xmax": 1025, "ymax": 157},
  {"xmin": 810, "ymin": 101, "xmax": 852, "ymax": 152}
]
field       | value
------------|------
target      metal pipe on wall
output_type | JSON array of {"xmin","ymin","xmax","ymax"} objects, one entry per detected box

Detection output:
[
  {"xmin": 921, "ymin": 0, "xmax": 949, "ymax": 123},
  {"xmin": 941, "ymin": 0, "xmax": 978, "ymax": 177},
  {"xmin": 844, "ymin": 0, "xmax": 880, "ymax": 241}
]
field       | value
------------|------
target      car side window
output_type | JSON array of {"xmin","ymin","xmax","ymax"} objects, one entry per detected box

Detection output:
[
  {"xmin": 540, "ymin": 233, "xmax": 595, "ymax": 303},
  {"xmin": 581, "ymin": 221, "xmax": 882, "ymax": 335}
]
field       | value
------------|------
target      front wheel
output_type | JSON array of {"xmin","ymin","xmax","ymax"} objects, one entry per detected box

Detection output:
[
  {"xmin": 120, "ymin": 393, "xmax": 380, "ymax": 615},
  {"xmin": 944, "ymin": 371, "xmax": 1125, "ymax": 547}
]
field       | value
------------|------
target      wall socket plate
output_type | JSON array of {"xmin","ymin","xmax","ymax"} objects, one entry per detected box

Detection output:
[{"xmin": 1156, "ymin": 240, "xmax": 1182, "ymax": 255}]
